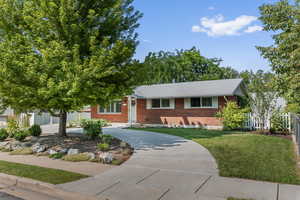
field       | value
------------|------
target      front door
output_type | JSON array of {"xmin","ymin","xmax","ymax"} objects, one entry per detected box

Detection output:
[{"xmin": 128, "ymin": 96, "xmax": 137, "ymax": 123}]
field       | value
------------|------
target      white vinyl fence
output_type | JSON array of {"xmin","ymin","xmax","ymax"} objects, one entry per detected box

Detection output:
[
  {"xmin": 29, "ymin": 112, "xmax": 91, "ymax": 126},
  {"xmin": 244, "ymin": 112, "xmax": 291, "ymax": 131}
]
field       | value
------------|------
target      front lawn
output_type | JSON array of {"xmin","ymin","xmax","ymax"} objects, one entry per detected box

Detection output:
[
  {"xmin": 0, "ymin": 160, "xmax": 88, "ymax": 184},
  {"xmin": 130, "ymin": 128, "xmax": 300, "ymax": 185}
]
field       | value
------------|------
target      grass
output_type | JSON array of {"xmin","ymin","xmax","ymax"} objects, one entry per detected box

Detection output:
[
  {"xmin": 10, "ymin": 148, "xmax": 33, "ymax": 155},
  {"xmin": 130, "ymin": 128, "xmax": 300, "ymax": 185},
  {"xmin": 0, "ymin": 160, "xmax": 88, "ymax": 184},
  {"xmin": 62, "ymin": 153, "xmax": 91, "ymax": 162}
]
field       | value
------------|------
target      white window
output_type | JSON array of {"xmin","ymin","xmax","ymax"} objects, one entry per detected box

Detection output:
[
  {"xmin": 146, "ymin": 98, "xmax": 174, "ymax": 109},
  {"xmin": 99, "ymin": 101, "xmax": 122, "ymax": 114},
  {"xmin": 186, "ymin": 97, "xmax": 217, "ymax": 108}
]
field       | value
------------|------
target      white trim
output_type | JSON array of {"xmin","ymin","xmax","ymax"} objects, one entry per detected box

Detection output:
[
  {"xmin": 97, "ymin": 102, "xmax": 122, "ymax": 114},
  {"xmin": 147, "ymin": 98, "xmax": 175, "ymax": 110},
  {"xmin": 185, "ymin": 96, "xmax": 218, "ymax": 109}
]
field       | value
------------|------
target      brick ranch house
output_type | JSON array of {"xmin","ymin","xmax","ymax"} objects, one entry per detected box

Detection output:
[{"xmin": 91, "ymin": 79, "xmax": 246, "ymax": 129}]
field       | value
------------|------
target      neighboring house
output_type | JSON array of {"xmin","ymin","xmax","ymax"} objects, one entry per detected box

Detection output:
[{"xmin": 91, "ymin": 79, "xmax": 246, "ymax": 129}]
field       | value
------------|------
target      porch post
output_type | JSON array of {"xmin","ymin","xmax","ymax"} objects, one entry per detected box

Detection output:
[{"xmin": 128, "ymin": 96, "xmax": 132, "ymax": 126}]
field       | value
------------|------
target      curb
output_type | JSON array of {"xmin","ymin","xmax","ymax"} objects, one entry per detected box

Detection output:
[{"xmin": 0, "ymin": 173, "xmax": 101, "ymax": 200}]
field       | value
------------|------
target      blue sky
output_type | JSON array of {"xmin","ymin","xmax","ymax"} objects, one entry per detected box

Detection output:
[{"xmin": 133, "ymin": 0, "xmax": 279, "ymax": 72}]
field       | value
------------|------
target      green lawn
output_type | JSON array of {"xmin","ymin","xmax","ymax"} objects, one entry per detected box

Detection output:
[
  {"xmin": 130, "ymin": 128, "xmax": 300, "ymax": 185},
  {"xmin": 0, "ymin": 160, "xmax": 88, "ymax": 184}
]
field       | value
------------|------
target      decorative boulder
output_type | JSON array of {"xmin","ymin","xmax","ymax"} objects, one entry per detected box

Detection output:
[
  {"xmin": 31, "ymin": 143, "xmax": 47, "ymax": 153},
  {"xmin": 85, "ymin": 152, "xmax": 96, "ymax": 160},
  {"xmin": 99, "ymin": 152, "xmax": 113, "ymax": 164},
  {"xmin": 48, "ymin": 149, "xmax": 57, "ymax": 155},
  {"xmin": 67, "ymin": 149, "xmax": 79, "ymax": 155},
  {"xmin": 59, "ymin": 148, "xmax": 68, "ymax": 154}
]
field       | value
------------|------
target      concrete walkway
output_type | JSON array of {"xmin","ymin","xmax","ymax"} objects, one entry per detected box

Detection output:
[{"xmin": 56, "ymin": 127, "xmax": 300, "ymax": 200}]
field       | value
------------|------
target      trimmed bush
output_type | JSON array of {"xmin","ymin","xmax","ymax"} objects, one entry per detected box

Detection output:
[
  {"xmin": 97, "ymin": 143, "xmax": 110, "ymax": 151},
  {"xmin": 62, "ymin": 153, "xmax": 91, "ymax": 162},
  {"xmin": 270, "ymin": 110, "xmax": 289, "ymax": 134},
  {"xmin": 28, "ymin": 125, "xmax": 42, "ymax": 137},
  {"xmin": 49, "ymin": 152, "xmax": 65, "ymax": 159},
  {"xmin": 7, "ymin": 118, "xmax": 20, "ymax": 137},
  {"xmin": 10, "ymin": 148, "xmax": 33, "ymax": 155},
  {"xmin": 13, "ymin": 130, "xmax": 29, "ymax": 141},
  {"xmin": 80, "ymin": 119, "xmax": 105, "ymax": 140},
  {"xmin": 0, "ymin": 129, "xmax": 8, "ymax": 141},
  {"xmin": 216, "ymin": 101, "xmax": 248, "ymax": 130}
]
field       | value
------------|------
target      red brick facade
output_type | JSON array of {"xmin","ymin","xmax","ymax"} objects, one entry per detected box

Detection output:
[
  {"xmin": 91, "ymin": 98, "xmax": 128, "ymax": 123},
  {"xmin": 91, "ymin": 96, "xmax": 237, "ymax": 127}
]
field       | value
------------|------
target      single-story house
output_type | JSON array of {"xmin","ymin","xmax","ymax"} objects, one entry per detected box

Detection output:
[{"xmin": 91, "ymin": 79, "xmax": 246, "ymax": 129}]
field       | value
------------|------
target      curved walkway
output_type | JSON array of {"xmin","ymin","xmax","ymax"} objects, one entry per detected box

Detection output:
[{"xmin": 60, "ymin": 127, "xmax": 219, "ymax": 200}]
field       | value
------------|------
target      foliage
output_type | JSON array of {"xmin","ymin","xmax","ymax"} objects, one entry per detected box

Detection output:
[
  {"xmin": 80, "ymin": 119, "xmax": 104, "ymax": 140},
  {"xmin": 0, "ymin": 0, "xmax": 144, "ymax": 137},
  {"xmin": 246, "ymin": 70, "xmax": 278, "ymax": 129},
  {"xmin": 62, "ymin": 153, "xmax": 91, "ymax": 162},
  {"xmin": 0, "ymin": 160, "xmax": 88, "ymax": 184},
  {"xmin": 49, "ymin": 153, "xmax": 65, "ymax": 159},
  {"xmin": 13, "ymin": 130, "xmax": 29, "ymax": 141},
  {"xmin": 270, "ymin": 110, "xmax": 289, "ymax": 134},
  {"xmin": 133, "ymin": 128, "xmax": 300, "ymax": 185},
  {"xmin": 10, "ymin": 148, "xmax": 33, "ymax": 155},
  {"xmin": 100, "ymin": 135, "xmax": 114, "ymax": 145},
  {"xmin": 142, "ymin": 47, "xmax": 240, "ymax": 84},
  {"xmin": 111, "ymin": 159, "xmax": 124, "ymax": 166},
  {"xmin": 217, "ymin": 101, "xmax": 248, "ymax": 130},
  {"xmin": 97, "ymin": 143, "xmax": 110, "ymax": 151},
  {"xmin": 28, "ymin": 125, "xmax": 42, "ymax": 137},
  {"xmin": 258, "ymin": 0, "xmax": 300, "ymax": 113},
  {"xmin": 0, "ymin": 128, "xmax": 8, "ymax": 141},
  {"xmin": 6, "ymin": 118, "xmax": 20, "ymax": 137}
]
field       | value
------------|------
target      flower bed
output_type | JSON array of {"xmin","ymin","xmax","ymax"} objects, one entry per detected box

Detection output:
[{"xmin": 0, "ymin": 133, "xmax": 133, "ymax": 165}]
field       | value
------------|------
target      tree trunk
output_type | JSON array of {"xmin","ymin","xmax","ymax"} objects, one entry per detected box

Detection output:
[{"xmin": 58, "ymin": 111, "xmax": 67, "ymax": 137}]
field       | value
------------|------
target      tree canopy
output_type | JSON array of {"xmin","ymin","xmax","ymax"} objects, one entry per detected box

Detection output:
[
  {"xmin": 142, "ymin": 47, "xmax": 240, "ymax": 84},
  {"xmin": 0, "ymin": 0, "xmax": 143, "ymax": 136},
  {"xmin": 258, "ymin": 0, "xmax": 300, "ymax": 113}
]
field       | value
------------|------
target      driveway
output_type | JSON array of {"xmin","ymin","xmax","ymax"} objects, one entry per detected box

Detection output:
[{"xmin": 59, "ymin": 127, "xmax": 219, "ymax": 200}]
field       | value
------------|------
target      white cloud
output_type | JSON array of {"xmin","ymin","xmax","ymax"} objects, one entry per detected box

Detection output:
[
  {"xmin": 244, "ymin": 25, "xmax": 263, "ymax": 33},
  {"xmin": 208, "ymin": 6, "xmax": 215, "ymax": 10},
  {"xmin": 192, "ymin": 14, "xmax": 259, "ymax": 36}
]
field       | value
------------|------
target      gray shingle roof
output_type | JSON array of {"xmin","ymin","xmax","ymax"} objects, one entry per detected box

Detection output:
[{"xmin": 134, "ymin": 79, "xmax": 244, "ymax": 99}]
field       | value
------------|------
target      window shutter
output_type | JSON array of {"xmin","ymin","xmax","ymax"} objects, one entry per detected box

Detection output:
[
  {"xmin": 170, "ymin": 99, "xmax": 175, "ymax": 109},
  {"xmin": 184, "ymin": 98, "xmax": 191, "ymax": 109},
  {"xmin": 212, "ymin": 96, "xmax": 219, "ymax": 108},
  {"xmin": 146, "ymin": 99, "xmax": 152, "ymax": 109}
]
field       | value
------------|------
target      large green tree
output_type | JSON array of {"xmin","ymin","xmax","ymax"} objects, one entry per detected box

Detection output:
[
  {"xmin": 258, "ymin": 0, "xmax": 300, "ymax": 113},
  {"xmin": 0, "ymin": 0, "xmax": 143, "ymax": 136},
  {"xmin": 142, "ymin": 47, "xmax": 239, "ymax": 84}
]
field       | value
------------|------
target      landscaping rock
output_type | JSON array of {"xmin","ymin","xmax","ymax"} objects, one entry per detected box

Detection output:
[
  {"xmin": 0, "ymin": 142, "xmax": 9, "ymax": 148},
  {"xmin": 59, "ymin": 148, "xmax": 68, "ymax": 154},
  {"xmin": 67, "ymin": 149, "xmax": 79, "ymax": 155},
  {"xmin": 120, "ymin": 141, "xmax": 128, "ymax": 148},
  {"xmin": 31, "ymin": 143, "xmax": 48, "ymax": 153},
  {"xmin": 85, "ymin": 152, "xmax": 96, "ymax": 160},
  {"xmin": 99, "ymin": 152, "xmax": 113, "ymax": 164},
  {"xmin": 48, "ymin": 149, "xmax": 57, "ymax": 155}
]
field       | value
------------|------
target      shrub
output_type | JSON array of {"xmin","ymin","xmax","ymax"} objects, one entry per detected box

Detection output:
[
  {"xmin": 62, "ymin": 153, "xmax": 90, "ymax": 162},
  {"xmin": 10, "ymin": 148, "xmax": 33, "ymax": 155},
  {"xmin": 217, "ymin": 101, "xmax": 248, "ymax": 130},
  {"xmin": 270, "ymin": 110, "xmax": 289, "ymax": 134},
  {"xmin": 80, "ymin": 119, "xmax": 105, "ymax": 140},
  {"xmin": 99, "ymin": 135, "xmax": 114, "ymax": 144},
  {"xmin": 111, "ymin": 159, "xmax": 124, "ymax": 165},
  {"xmin": 97, "ymin": 143, "xmax": 110, "ymax": 151},
  {"xmin": 49, "ymin": 153, "xmax": 65, "ymax": 159},
  {"xmin": 7, "ymin": 118, "xmax": 20, "ymax": 137},
  {"xmin": 0, "ymin": 129, "xmax": 8, "ymax": 141},
  {"xmin": 28, "ymin": 125, "xmax": 42, "ymax": 137},
  {"xmin": 13, "ymin": 130, "xmax": 29, "ymax": 141}
]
